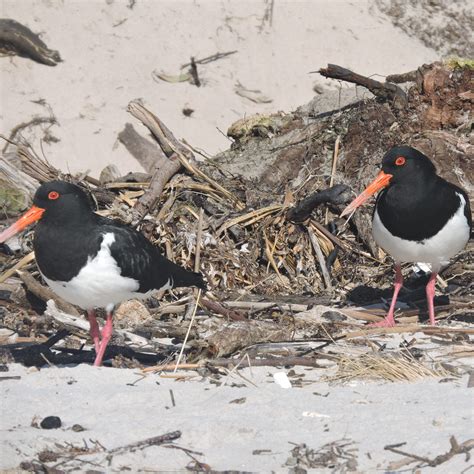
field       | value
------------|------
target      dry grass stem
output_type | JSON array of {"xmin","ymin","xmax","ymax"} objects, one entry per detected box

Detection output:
[{"xmin": 324, "ymin": 352, "xmax": 451, "ymax": 383}]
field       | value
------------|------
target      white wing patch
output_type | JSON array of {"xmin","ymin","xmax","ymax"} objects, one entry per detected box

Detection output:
[
  {"xmin": 42, "ymin": 232, "xmax": 153, "ymax": 310},
  {"xmin": 373, "ymin": 193, "xmax": 470, "ymax": 271}
]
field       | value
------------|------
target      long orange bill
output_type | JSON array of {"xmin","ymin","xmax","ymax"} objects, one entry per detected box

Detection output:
[
  {"xmin": 340, "ymin": 170, "xmax": 393, "ymax": 217},
  {"xmin": 0, "ymin": 206, "xmax": 45, "ymax": 243}
]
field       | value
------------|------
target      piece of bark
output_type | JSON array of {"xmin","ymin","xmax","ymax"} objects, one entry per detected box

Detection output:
[{"xmin": 318, "ymin": 64, "xmax": 407, "ymax": 106}]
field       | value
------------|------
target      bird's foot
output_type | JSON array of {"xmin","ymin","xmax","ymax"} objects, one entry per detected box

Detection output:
[{"xmin": 368, "ymin": 318, "xmax": 396, "ymax": 328}]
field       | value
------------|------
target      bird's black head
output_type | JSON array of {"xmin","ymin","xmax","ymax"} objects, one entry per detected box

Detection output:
[
  {"xmin": 340, "ymin": 145, "xmax": 437, "ymax": 217},
  {"xmin": 0, "ymin": 181, "xmax": 94, "ymax": 244},
  {"xmin": 33, "ymin": 181, "xmax": 93, "ymax": 221},
  {"xmin": 380, "ymin": 146, "xmax": 436, "ymax": 185}
]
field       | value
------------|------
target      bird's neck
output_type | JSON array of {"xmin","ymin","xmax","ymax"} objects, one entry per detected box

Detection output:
[
  {"xmin": 40, "ymin": 210, "xmax": 97, "ymax": 229},
  {"xmin": 384, "ymin": 175, "xmax": 438, "ymax": 210}
]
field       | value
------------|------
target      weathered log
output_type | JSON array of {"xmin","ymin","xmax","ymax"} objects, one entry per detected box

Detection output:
[
  {"xmin": 0, "ymin": 19, "xmax": 61, "ymax": 66},
  {"xmin": 318, "ymin": 63, "xmax": 407, "ymax": 106},
  {"xmin": 118, "ymin": 123, "xmax": 166, "ymax": 173},
  {"xmin": 286, "ymin": 184, "xmax": 351, "ymax": 222}
]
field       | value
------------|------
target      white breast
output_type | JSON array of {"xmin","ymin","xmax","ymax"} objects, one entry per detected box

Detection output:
[
  {"xmin": 373, "ymin": 193, "xmax": 470, "ymax": 272},
  {"xmin": 41, "ymin": 233, "xmax": 158, "ymax": 311}
]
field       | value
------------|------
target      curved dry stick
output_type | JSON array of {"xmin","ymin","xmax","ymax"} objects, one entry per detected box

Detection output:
[
  {"xmin": 126, "ymin": 102, "xmax": 183, "ymax": 220},
  {"xmin": 128, "ymin": 101, "xmax": 244, "ymax": 215}
]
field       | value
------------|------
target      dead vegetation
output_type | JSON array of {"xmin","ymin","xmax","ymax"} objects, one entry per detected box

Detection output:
[{"xmin": 0, "ymin": 61, "xmax": 472, "ymax": 381}]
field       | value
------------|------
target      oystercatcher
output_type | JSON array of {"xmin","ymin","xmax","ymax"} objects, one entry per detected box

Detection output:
[
  {"xmin": 0, "ymin": 181, "xmax": 206, "ymax": 365},
  {"xmin": 341, "ymin": 146, "xmax": 471, "ymax": 326}
]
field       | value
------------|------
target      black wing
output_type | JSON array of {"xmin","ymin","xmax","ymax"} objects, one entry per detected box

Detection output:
[{"xmin": 97, "ymin": 218, "xmax": 205, "ymax": 293}]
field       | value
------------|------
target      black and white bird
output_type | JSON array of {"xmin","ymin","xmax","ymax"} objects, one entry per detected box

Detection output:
[
  {"xmin": 0, "ymin": 181, "xmax": 206, "ymax": 365},
  {"xmin": 341, "ymin": 146, "xmax": 471, "ymax": 327}
]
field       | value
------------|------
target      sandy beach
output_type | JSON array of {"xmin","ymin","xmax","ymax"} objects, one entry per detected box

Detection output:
[{"xmin": 1, "ymin": 362, "xmax": 473, "ymax": 472}]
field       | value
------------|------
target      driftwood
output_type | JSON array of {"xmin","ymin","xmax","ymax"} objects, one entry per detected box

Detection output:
[
  {"xmin": 286, "ymin": 184, "xmax": 351, "ymax": 222},
  {"xmin": 318, "ymin": 63, "xmax": 407, "ymax": 106},
  {"xmin": 0, "ymin": 19, "xmax": 61, "ymax": 66},
  {"xmin": 118, "ymin": 123, "xmax": 164, "ymax": 173},
  {"xmin": 107, "ymin": 430, "xmax": 182, "ymax": 457},
  {"xmin": 126, "ymin": 101, "xmax": 184, "ymax": 221},
  {"xmin": 386, "ymin": 70, "xmax": 419, "ymax": 83},
  {"xmin": 125, "ymin": 101, "xmax": 244, "ymax": 221}
]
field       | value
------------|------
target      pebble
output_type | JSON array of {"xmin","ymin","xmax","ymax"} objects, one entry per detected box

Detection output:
[{"xmin": 40, "ymin": 416, "xmax": 62, "ymax": 429}]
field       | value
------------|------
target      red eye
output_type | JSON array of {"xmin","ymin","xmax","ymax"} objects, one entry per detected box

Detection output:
[
  {"xmin": 48, "ymin": 191, "xmax": 60, "ymax": 200},
  {"xmin": 395, "ymin": 157, "xmax": 406, "ymax": 166}
]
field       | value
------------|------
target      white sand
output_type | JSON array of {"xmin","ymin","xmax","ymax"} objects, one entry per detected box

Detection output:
[
  {"xmin": 1, "ymin": 0, "xmax": 438, "ymax": 176},
  {"xmin": 1, "ymin": 363, "xmax": 472, "ymax": 471}
]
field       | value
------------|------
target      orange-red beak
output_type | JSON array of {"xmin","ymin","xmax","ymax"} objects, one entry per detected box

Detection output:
[
  {"xmin": 340, "ymin": 170, "xmax": 393, "ymax": 217},
  {"xmin": 0, "ymin": 206, "xmax": 45, "ymax": 243}
]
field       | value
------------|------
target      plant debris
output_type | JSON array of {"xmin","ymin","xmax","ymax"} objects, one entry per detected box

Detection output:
[{"xmin": 0, "ymin": 61, "xmax": 472, "ymax": 378}]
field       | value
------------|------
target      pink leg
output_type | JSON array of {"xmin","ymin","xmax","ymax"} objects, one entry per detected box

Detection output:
[
  {"xmin": 426, "ymin": 272, "xmax": 437, "ymax": 326},
  {"xmin": 369, "ymin": 264, "xmax": 403, "ymax": 327},
  {"xmin": 87, "ymin": 310, "xmax": 101, "ymax": 353},
  {"xmin": 93, "ymin": 312, "xmax": 114, "ymax": 367}
]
